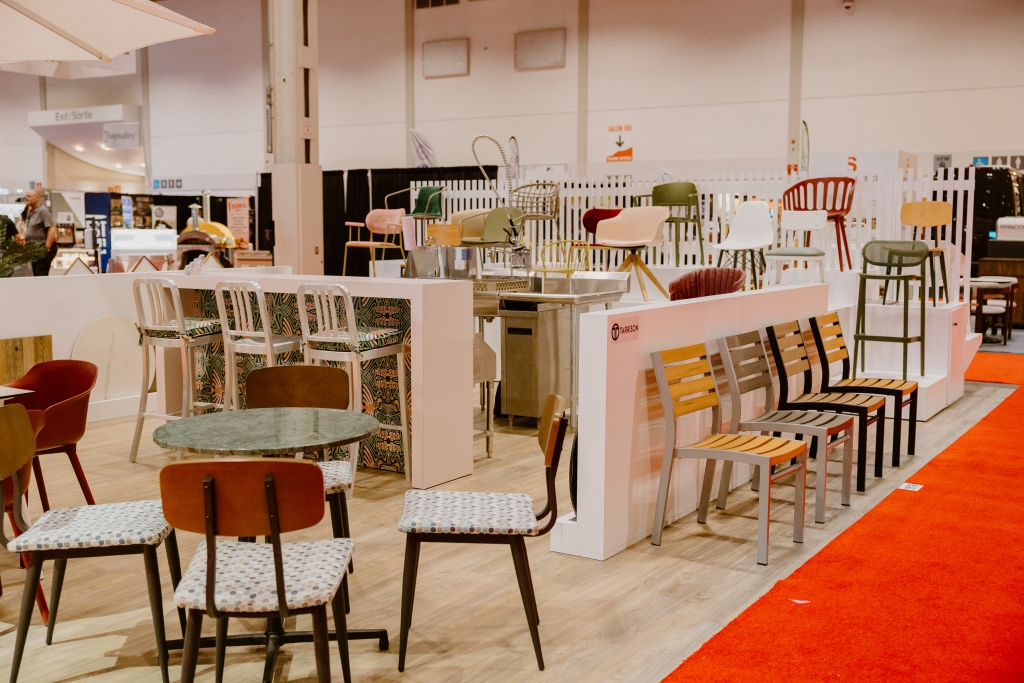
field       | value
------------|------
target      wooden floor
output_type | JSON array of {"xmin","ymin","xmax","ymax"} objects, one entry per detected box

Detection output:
[{"xmin": 0, "ymin": 381, "xmax": 1012, "ymax": 683}]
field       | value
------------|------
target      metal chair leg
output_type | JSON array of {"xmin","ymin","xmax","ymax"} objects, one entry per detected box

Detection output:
[
  {"xmin": 398, "ymin": 535, "xmax": 421, "ymax": 672},
  {"xmin": 45, "ymin": 558, "xmax": 67, "ymax": 645}
]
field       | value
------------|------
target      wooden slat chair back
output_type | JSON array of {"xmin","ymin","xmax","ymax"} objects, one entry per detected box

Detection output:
[
  {"xmin": 717, "ymin": 330, "xmax": 775, "ymax": 429},
  {"xmin": 652, "ymin": 343, "xmax": 721, "ymax": 430},
  {"xmin": 245, "ymin": 366, "xmax": 350, "ymax": 411},
  {"xmin": 808, "ymin": 312, "xmax": 850, "ymax": 376}
]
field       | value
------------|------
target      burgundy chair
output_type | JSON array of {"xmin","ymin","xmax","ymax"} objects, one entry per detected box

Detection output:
[
  {"xmin": 669, "ymin": 267, "xmax": 746, "ymax": 301},
  {"xmin": 5, "ymin": 360, "xmax": 98, "ymax": 511},
  {"xmin": 581, "ymin": 208, "xmax": 622, "ymax": 243}
]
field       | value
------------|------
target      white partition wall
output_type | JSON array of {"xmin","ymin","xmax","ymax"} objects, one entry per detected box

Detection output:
[{"xmin": 551, "ymin": 284, "xmax": 830, "ymax": 561}]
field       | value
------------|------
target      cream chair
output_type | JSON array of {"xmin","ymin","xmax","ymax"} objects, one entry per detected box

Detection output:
[
  {"xmin": 711, "ymin": 201, "xmax": 776, "ymax": 289},
  {"xmin": 595, "ymin": 206, "xmax": 671, "ymax": 301},
  {"xmin": 765, "ymin": 209, "xmax": 828, "ymax": 285}
]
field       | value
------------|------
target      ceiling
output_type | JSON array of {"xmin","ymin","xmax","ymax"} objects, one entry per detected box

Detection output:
[{"xmin": 28, "ymin": 104, "xmax": 145, "ymax": 177}]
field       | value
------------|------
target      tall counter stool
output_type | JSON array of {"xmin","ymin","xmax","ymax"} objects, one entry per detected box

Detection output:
[
  {"xmin": 853, "ymin": 241, "xmax": 929, "ymax": 380},
  {"xmin": 651, "ymin": 343, "xmax": 807, "ymax": 565},
  {"xmin": 4, "ymin": 404, "xmax": 182, "ymax": 683},
  {"xmin": 810, "ymin": 313, "xmax": 918, "ymax": 468},
  {"xmin": 215, "ymin": 281, "xmax": 302, "ymax": 411},
  {"xmin": 298, "ymin": 283, "xmax": 410, "ymax": 479},
  {"xmin": 717, "ymin": 332, "xmax": 855, "ymax": 524},
  {"xmin": 766, "ymin": 321, "xmax": 886, "ymax": 493},
  {"xmin": 397, "ymin": 395, "xmax": 569, "ymax": 671},
  {"xmin": 131, "ymin": 278, "xmax": 223, "ymax": 462}
]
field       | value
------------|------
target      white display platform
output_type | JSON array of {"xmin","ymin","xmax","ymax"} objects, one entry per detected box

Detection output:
[{"xmin": 551, "ymin": 284, "xmax": 830, "ymax": 561}]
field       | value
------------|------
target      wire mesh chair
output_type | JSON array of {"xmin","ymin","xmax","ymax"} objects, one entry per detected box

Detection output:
[
  {"xmin": 510, "ymin": 182, "xmax": 560, "ymax": 224},
  {"xmin": 854, "ymin": 240, "xmax": 930, "ymax": 380},
  {"xmin": 535, "ymin": 240, "xmax": 590, "ymax": 276}
]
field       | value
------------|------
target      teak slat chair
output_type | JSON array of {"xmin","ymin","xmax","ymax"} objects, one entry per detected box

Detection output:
[
  {"xmin": 4, "ymin": 402, "xmax": 182, "ymax": 683},
  {"xmin": 901, "ymin": 201, "xmax": 954, "ymax": 306},
  {"xmin": 765, "ymin": 321, "xmax": 886, "ymax": 493},
  {"xmin": 809, "ymin": 313, "xmax": 919, "ymax": 468},
  {"xmin": 396, "ymin": 394, "xmax": 569, "ymax": 672},
  {"xmin": 162, "ymin": 459, "xmax": 355, "ymax": 683},
  {"xmin": 246, "ymin": 365, "xmax": 358, "ymax": 574},
  {"xmin": 717, "ymin": 331, "xmax": 855, "ymax": 524},
  {"xmin": 651, "ymin": 343, "xmax": 807, "ymax": 565}
]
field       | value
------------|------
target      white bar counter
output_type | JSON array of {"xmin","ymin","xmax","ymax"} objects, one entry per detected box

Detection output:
[{"xmin": 0, "ymin": 271, "xmax": 473, "ymax": 490}]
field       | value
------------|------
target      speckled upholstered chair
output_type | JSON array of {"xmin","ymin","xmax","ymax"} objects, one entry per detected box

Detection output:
[
  {"xmin": 396, "ymin": 394, "xmax": 569, "ymax": 672},
  {"xmin": 162, "ymin": 459, "xmax": 356, "ymax": 683},
  {"xmin": 4, "ymin": 404, "xmax": 179, "ymax": 683}
]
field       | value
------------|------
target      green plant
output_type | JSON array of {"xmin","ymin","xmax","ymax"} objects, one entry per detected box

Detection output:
[{"xmin": 0, "ymin": 233, "xmax": 47, "ymax": 277}]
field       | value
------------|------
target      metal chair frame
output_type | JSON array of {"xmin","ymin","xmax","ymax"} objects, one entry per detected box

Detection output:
[
  {"xmin": 343, "ymin": 219, "xmax": 406, "ymax": 277},
  {"xmin": 297, "ymin": 283, "xmax": 410, "ymax": 480},
  {"xmin": 717, "ymin": 331, "xmax": 854, "ymax": 524},
  {"xmin": 131, "ymin": 277, "xmax": 223, "ymax": 463}
]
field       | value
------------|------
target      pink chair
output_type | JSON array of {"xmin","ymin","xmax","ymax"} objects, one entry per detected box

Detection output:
[
  {"xmin": 343, "ymin": 207, "xmax": 407, "ymax": 276},
  {"xmin": 596, "ymin": 206, "xmax": 671, "ymax": 301},
  {"xmin": 783, "ymin": 177, "xmax": 856, "ymax": 271}
]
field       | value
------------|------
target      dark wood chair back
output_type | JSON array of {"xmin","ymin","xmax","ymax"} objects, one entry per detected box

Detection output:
[
  {"xmin": 245, "ymin": 366, "xmax": 350, "ymax": 411},
  {"xmin": 0, "ymin": 405, "xmax": 40, "ymax": 542},
  {"xmin": 536, "ymin": 395, "xmax": 569, "ymax": 535}
]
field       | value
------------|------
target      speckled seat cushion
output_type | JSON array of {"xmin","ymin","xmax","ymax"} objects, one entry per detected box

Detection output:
[
  {"xmin": 143, "ymin": 318, "xmax": 222, "ymax": 340},
  {"xmin": 8, "ymin": 500, "xmax": 170, "ymax": 552},
  {"xmin": 397, "ymin": 490, "xmax": 539, "ymax": 536},
  {"xmin": 174, "ymin": 538, "xmax": 354, "ymax": 613},
  {"xmin": 319, "ymin": 460, "xmax": 353, "ymax": 494},
  {"xmin": 306, "ymin": 327, "xmax": 403, "ymax": 353}
]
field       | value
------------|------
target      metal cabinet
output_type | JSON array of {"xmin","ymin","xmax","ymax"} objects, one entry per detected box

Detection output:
[{"xmin": 500, "ymin": 303, "xmax": 570, "ymax": 419}]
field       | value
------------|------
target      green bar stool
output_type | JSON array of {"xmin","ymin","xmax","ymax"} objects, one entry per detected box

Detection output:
[{"xmin": 853, "ymin": 240, "xmax": 930, "ymax": 381}]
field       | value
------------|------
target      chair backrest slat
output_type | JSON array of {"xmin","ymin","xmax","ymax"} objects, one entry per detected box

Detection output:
[
  {"xmin": 766, "ymin": 320, "xmax": 816, "ymax": 400},
  {"xmin": 809, "ymin": 313, "xmax": 852, "ymax": 386},
  {"xmin": 246, "ymin": 366, "xmax": 350, "ymax": 411},
  {"xmin": 134, "ymin": 278, "xmax": 186, "ymax": 333},
  {"xmin": 160, "ymin": 459, "xmax": 324, "ymax": 537},
  {"xmin": 717, "ymin": 330, "xmax": 776, "ymax": 428},
  {"xmin": 652, "ymin": 343, "xmax": 720, "ymax": 422},
  {"xmin": 298, "ymin": 283, "xmax": 359, "ymax": 350}
]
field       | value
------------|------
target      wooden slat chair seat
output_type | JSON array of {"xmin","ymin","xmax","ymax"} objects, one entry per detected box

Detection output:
[
  {"xmin": 652, "ymin": 343, "xmax": 807, "ymax": 566},
  {"xmin": 809, "ymin": 312, "xmax": 920, "ymax": 468},
  {"xmin": 766, "ymin": 320, "xmax": 887, "ymax": 493},
  {"xmin": 717, "ymin": 331, "xmax": 856, "ymax": 524}
]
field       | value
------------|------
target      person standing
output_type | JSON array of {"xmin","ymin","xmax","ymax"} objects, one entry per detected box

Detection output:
[{"xmin": 22, "ymin": 190, "xmax": 56, "ymax": 276}]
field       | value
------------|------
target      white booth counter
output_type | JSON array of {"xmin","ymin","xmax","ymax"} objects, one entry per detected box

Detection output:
[{"xmin": 0, "ymin": 271, "xmax": 473, "ymax": 490}]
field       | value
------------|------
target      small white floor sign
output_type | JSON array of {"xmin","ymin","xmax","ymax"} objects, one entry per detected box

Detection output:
[{"xmin": 898, "ymin": 483, "xmax": 924, "ymax": 491}]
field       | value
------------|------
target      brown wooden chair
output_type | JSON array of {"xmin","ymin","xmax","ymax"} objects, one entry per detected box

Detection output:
[
  {"xmin": 901, "ymin": 201, "xmax": 954, "ymax": 306},
  {"xmin": 4, "ymin": 403, "xmax": 181, "ymax": 683},
  {"xmin": 765, "ymin": 320, "xmax": 886, "ymax": 493},
  {"xmin": 809, "ymin": 312, "xmax": 919, "ymax": 468},
  {"xmin": 651, "ymin": 343, "xmax": 807, "ymax": 565},
  {"xmin": 4, "ymin": 359, "xmax": 98, "ymax": 511},
  {"xmin": 396, "ymin": 394, "xmax": 569, "ymax": 672},
  {"xmin": 0, "ymin": 404, "xmax": 49, "ymax": 625},
  {"xmin": 246, "ymin": 365, "xmax": 358, "ymax": 573},
  {"xmin": 161, "ymin": 459, "xmax": 354, "ymax": 683}
]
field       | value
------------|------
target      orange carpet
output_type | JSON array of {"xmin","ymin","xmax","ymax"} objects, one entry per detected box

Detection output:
[{"xmin": 662, "ymin": 352, "xmax": 1024, "ymax": 683}]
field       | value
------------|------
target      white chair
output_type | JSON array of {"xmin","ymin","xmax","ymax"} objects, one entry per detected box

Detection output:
[
  {"xmin": 297, "ymin": 283, "xmax": 411, "ymax": 480},
  {"xmin": 765, "ymin": 209, "xmax": 828, "ymax": 285},
  {"xmin": 130, "ymin": 277, "xmax": 223, "ymax": 462},
  {"xmin": 711, "ymin": 200, "xmax": 776, "ymax": 289},
  {"xmin": 595, "ymin": 206, "xmax": 671, "ymax": 301},
  {"xmin": 215, "ymin": 281, "xmax": 302, "ymax": 412}
]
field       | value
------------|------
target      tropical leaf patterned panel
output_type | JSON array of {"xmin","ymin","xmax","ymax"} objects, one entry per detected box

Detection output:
[{"xmin": 187, "ymin": 288, "xmax": 411, "ymax": 473}]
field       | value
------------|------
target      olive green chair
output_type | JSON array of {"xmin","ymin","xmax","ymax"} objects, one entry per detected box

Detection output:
[
  {"xmin": 633, "ymin": 182, "xmax": 703, "ymax": 266},
  {"xmin": 459, "ymin": 207, "xmax": 527, "ymax": 247}
]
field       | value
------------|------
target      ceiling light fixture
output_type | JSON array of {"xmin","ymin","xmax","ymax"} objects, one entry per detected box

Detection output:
[
  {"xmin": 115, "ymin": 163, "xmax": 123, "ymax": 169},
  {"xmin": 74, "ymin": 144, "xmax": 84, "ymax": 152},
  {"xmin": 100, "ymin": 144, "xmax": 109, "ymax": 150},
  {"xmin": 140, "ymin": 162, "xmax": 146, "ymax": 168}
]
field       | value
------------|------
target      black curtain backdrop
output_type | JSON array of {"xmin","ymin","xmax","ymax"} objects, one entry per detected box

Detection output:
[{"xmin": 323, "ymin": 165, "xmax": 496, "ymax": 277}]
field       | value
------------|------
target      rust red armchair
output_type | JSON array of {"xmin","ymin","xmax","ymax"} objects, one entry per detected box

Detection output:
[{"xmin": 5, "ymin": 360, "xmax": 98, "ymax": 512}]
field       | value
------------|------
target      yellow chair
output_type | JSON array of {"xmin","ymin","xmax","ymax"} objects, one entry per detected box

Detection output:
[{"xmin": 535, "ymin": 240, "xmax": 590, "ymax": 276}]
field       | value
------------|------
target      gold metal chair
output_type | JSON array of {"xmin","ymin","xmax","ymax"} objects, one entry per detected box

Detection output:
[
  {"xmin": 534, "ymin": 240, "xmax": 590, "ymax": 276},
  {"xmin": 343, "ymin": 209, "xmax": 407, "ymax": 276}
]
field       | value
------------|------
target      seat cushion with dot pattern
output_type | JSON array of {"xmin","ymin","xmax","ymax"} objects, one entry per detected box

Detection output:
[
  {"xmin": 8, "ymin": 500, "xmax": 170, "ymax": 552},
  {"xmin": 319, "ymin": 460, "xmax": 353, "ymax": 494},
  {"xmin": 397, "ymin": 490, "xmax": 539, "ymax": 536},
  {"xmin": 174, "ymin": 538, "xmax": 354, "ymax": 613}
]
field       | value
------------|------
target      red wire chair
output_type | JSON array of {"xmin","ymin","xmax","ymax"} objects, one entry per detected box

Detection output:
[{"xmin": 783, "ymin": 178, "xmax": 857, "ymax": 271}]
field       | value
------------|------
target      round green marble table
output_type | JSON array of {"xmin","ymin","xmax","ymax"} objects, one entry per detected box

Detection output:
[{"xmin": 152, "ymin": 407, "xmax": 378, "ymax": 456}]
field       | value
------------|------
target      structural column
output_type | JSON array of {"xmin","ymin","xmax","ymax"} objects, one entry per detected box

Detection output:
[
  {"xmin": 786, "ymin": 0, "xmax": 805, "ymax": 175},
  {"xmin": 268, "ymin": 0, "xmax": 324, "ymax": 275}
]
